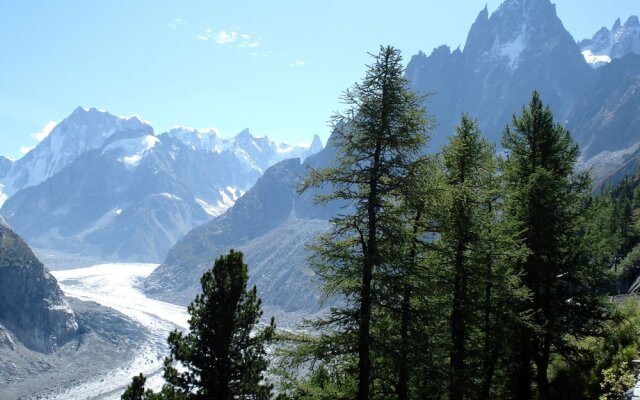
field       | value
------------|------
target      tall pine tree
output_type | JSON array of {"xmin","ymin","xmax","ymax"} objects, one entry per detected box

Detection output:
[
  {"xmin": 502, "ymin": 92, "xmax": 608, "ymax": 399},
  {"xmin": 435, "ymin": 115, "xmax": 525, "ymax": 399},
  {"xmin": 297, "ymin": 45, "xmax": 430, "ymax": 400}
]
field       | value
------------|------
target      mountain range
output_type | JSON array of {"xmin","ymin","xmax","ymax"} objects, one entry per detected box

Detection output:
[
  {"xmin": 406, "ymin": 0, "xmax": 640, "ymax": 185},
  {"xmin": 0, "ymin": 107, "xmax": 322, "ymax": 262},
  {"xmin": 1, "ymin": 0, "xmax": 639, "ymax": 315},
  {"xmin": 144, "ymin": 0, "xmax": 640, "ymax": 314}
]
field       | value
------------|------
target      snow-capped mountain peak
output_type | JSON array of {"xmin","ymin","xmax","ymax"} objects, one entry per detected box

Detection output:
[
  {"xmin": 463, "ymin": 0, "xmax": 565, "ymax": 72},
  {"xmin": 580, "ymin": 15, "xmax": 640, "ymax": 68},
  {"xmin": 165, "ymin": 126, "xmax": 322, "ymax": 172},
  {"xmin": 0, "ymin": 107, "xmax": 152, "ymax": 203},
  {"xmin": 166, "ymin": 127, "xmax": 224, "ymax": 152}
]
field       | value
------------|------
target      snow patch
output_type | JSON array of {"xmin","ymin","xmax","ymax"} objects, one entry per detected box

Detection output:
[
  {"xmin": 195, "ymin": 198, "xmax": 220, "ymax": 217},
  {"xmin": 581, "ymin": 49, "xmax": 612, "ymax": 68},
  {"xmin": 158, "ymin": 192, "xmax": 182, "ymax": 201},
  {"xmin": 195, "ymin": 187, "xmax": 243, "ymax": 217},
  {"xmin": 122, "ymin": 154, "xmax": 143, "ymax": 166},
  {"xmin": 103, "ymin": 135, "xmax": 159, "ymax": 168},
  {"xmin": 0, "ymin": 184, "xmax": 7, "ymax": 207},
  {"xmin": 499, "ymin": 35, "xmax": 525, "ymax": 69},
  {"xmin": 494, "ymin": 25, "xmax": 528, "ymax": 70}
]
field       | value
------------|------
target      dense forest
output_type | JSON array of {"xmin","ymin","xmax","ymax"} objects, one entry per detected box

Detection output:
[{"xmin": 123, "ymin": 47, "xmax": 640, "ymax": 400}]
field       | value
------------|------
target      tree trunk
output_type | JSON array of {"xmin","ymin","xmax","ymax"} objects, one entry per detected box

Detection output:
[
  {"xmin": 397, "ymin": 284, "xmax": 411, "ymax": 400},
  {"xmin": 358, "ymin": 259, "xmax": 372, "ymax": 400},
  {"xmin": 397, "ymin": 209, "xmax": 422, "ymax": 400},
  {"xmin": 450, "ymin": 236, "xmax": 467, "ymax": 400},
  {"xmin": 359, "ymin": 135, "xmax": 382, "ymax": 400},
  {"xmin": 480, "ymin": 267, "xmax": 497, "ymax": 399},
  {"xmin": 535, "ymin": 335, "xmax": 552, "ymax": 400},
  {"xmin": 514, "ymin": 332, "xmax": 532, "ymax": 400}
]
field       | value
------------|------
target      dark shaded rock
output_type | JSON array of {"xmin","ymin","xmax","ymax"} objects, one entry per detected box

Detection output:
[
  {"xmin": 0, "ymin": 224, "xmax": 77, "ymax": 353},
  {"xmin": 407, "ymin": 0, "xmax": 593, "ymax": 150}
]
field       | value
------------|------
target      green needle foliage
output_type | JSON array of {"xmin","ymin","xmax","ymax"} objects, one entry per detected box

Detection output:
[
  {"xmin": 437, "ymin": 114, "xmax": 526, "ymax": 399},
  {"xmin": 122, "ymin": 250, "xmax": 275, "ymax": 400},
  {"xmin": 502, "ymin": 92, "xmax": 609, "ymax": 399},
  {"xmin": 291, "ymin": 45, "xmax": 431, "ymax": 400}
]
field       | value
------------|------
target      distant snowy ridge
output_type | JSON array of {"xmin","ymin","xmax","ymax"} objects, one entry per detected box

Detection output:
[
  {"xmin": 0, "ymin": 108, "xmax": 322, "ymax": 207},
  {"xmin": 579, "ymin": 16, "xmax": 640, "ymax": 68},
  {"xmin": 167, "ymin": 127, "xmax": 323, "ymax": 173},
  {"xmin": 0, "ymin": 107, "xmax": 323, "ymax": 262}
]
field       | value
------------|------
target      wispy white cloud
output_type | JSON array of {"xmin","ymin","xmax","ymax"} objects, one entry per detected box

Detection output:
[
  {"xmin": 289, "ymin": 59, "xmax": 307, "ymax": 67},
  {"xmin": 31, "ymin": 120, "xmax": 57, "ymax": 142},
  {"xmin": 20, "ymin": 146, "xmax": 34, "ymax": 155},
  {"xmin": 196, "ymin": 27, "xmax": 261, "ymax": 48},
  {"xmin": 168, "ymin": 18, "xmax": 187, "ymax": 29},
  {"xmin": 214, "ymin": 30, "xmax": 238, "ymax": 44}
]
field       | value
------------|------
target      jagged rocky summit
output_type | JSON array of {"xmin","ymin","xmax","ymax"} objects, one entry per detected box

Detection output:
[
  {"xmin": 580, "ymin": 16, "xmax": 640, "ymax": 68},
  {"xmin": 406, "ymin": 0, "xmax": 640, "ymax": 185}
]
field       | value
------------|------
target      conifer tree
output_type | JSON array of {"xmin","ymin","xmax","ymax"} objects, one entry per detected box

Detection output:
[
  {"xmin": 502, "ymin": 92, "xmax": 607, "ymax": 399},
  {"xmin": 435, "ymin": 115, "xmax": 525, "ymax": 399},
  {"xmin": 440, "ymin": 115, "xmax": 495, "ymax": 399},
  {"xmin": 298, "ymin": 45, "xmax": 430, "ymax": 400},
  {"xmin": 122, "ymin": 250, "xmax": 275, "ymax": 400}
]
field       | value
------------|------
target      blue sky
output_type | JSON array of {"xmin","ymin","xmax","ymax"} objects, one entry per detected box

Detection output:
[{"xmin": 0, "ymin": 0, "xmax": 637, "ymax": 159}]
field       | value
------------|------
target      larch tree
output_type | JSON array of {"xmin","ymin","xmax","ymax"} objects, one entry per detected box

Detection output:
[
  {"xmin": 298, "ymin": 45, "xmax": 430, "ymax": 400},
  {"xmin": 436, "ymin": 114, "xmax": 525, "ymax": 399}
]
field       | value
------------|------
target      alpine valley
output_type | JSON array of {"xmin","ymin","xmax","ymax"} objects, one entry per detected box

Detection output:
[
  {"xmin": 147, "ymin": 0, "xmax": 640, "ymax": 315},
  {"xmin": 2, "ymin": 0, "xmax": 640, "ymax": 398}
]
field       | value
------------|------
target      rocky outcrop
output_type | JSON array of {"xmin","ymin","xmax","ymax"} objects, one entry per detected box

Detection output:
[{"xmin": 0, "ymin": 224, "xmax": 77, "ymax": 353}]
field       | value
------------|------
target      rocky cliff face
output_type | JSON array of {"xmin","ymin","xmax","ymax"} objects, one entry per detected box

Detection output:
[
  {"xmin": 407, "ymin": 0, "xmax": 592, "ymax": 149},
  {"xmin": 144, "ymin": 155, "xmax": 334, "ymax": 312},
  {"xmin": 0, "ymin": 224, "xmax": 77, "ymax": 353},
  {"xmin": 568, "ymin": 54, "xmax": 640, "ymax": 160}
]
